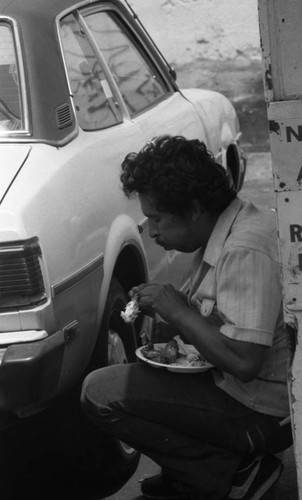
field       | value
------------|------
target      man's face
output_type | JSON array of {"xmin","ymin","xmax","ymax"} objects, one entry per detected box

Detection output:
[{"xmin": 139, "ymin": 193, "xmax": 199, "ymax": 252}]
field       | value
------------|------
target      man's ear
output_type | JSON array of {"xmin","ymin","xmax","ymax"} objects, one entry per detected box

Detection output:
[{"xmin": 188, "ymin": 199, "xmax": 204, "ymax": 222}]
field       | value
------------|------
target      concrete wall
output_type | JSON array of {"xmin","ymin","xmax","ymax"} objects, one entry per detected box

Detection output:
[{"xmin": 128, "ymin": 0, "xmax": 261, "ymax": 65}]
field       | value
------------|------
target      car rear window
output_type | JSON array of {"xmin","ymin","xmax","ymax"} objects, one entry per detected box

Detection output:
[{"xmin": 0, "ymin": 23, "xmax": 23, "ymax": 133}]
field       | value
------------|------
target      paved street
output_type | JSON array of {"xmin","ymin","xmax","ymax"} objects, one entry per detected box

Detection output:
[{"xmin": 105, "ymin": 152, "xmax": 299, "ymax": 500}]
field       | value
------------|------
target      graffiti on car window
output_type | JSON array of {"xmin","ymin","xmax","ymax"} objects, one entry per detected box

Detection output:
[
  {"xmin": 84, "ymin": 12, "xmax": 166, "ymax": 116},
  {"xmin": 105, "ymin": 42, "xmax": 165, "ymax": 114},
  {"xmin": 60, "ymin": 18, "xmax": 119, "ymax": 130}
]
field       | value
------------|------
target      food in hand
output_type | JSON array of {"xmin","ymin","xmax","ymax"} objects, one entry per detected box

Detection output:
[{"xmin": 121, "ymin": 296, "xmax": 140, "ymax": 323}]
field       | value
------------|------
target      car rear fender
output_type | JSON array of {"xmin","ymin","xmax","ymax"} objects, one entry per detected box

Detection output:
[
  {"xmin": 0, "ymin": 145, "xmax": 31, "ymax": 204},
  {"xmin": 96, "ymin": 214, "xmax": 148, "ymax": 328},
  {"xmin": 180, "ymin": 88, "xmax": 246, "ymax": 190},
  {"xmin": 180, "ymin": 88, "xmax": 240, "ymax": 155}
]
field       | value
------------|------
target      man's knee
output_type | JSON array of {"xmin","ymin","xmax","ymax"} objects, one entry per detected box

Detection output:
[
  {"xmin": 81, "ymin": 365, "xmax": 118, "ymax": 417},
  {"xmin": 81, "ymin": 367, "xmax": 106, "ymax": 413},
  {"xmin": 81, "ymin": 364, "xmax": 132, "ymax": 414}
]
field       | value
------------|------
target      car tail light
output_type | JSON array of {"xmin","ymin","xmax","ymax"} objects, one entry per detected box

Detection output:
[{"xmin": 0, "ymin": 237, "xmax": 46, "ymax": 309}]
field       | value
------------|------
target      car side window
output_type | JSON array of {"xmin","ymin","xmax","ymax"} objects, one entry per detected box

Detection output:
[
  {"xmin": 60, "ymin": 14, "xmax": 122, "ymax": 131},
  {"xmin": 83, "ymin": 11, "xmax": 168, "ymax": 117},
  {"xmin": 0, "ymin": 23, "xmax": 23, "ymax": 132}
]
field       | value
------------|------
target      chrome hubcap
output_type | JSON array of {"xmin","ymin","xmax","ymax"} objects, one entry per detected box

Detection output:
[{"xmin": 108, "ymin": 329, "xmax": 128, "ymax": 365}]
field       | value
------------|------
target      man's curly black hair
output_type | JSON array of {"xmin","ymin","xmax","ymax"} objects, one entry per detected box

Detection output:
[{"xmin": 120, "ymin": 135, "xmax": 237, "ymax": 215}]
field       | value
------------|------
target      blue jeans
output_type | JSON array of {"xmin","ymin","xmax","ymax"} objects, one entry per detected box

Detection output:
[{"xmin": 81, "ymin": 363, "xmax": 282, "ymax": 499}]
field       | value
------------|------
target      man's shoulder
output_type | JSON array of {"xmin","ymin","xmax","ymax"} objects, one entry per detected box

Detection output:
[
  {"xmin": 227, "ymin": 201, "xmax": 278, "ymax": 255},
  {"xmin": 235, "ymin": 200, "xmax": 276, "ymax": 228}
]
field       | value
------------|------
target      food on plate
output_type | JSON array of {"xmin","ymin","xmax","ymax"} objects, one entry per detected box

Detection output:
[
  {"xmin": 140, "ymin": 340, "xmax": 208, "ymax": 368},
  {"xmin": 163, "ymin": 339, "xmax": 179, "ymax": 363},
  {"xmin": 121, "ymin": 295, "xmax": 140, "ymax": 323},
  {"xmin": 141, "ymin": 341, "xmax": 178, "ymax": 364}
]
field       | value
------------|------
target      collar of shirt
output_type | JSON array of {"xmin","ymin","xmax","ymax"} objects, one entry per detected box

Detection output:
[{"xmin": 202, "ymin": 197, "xmax": 243, "ymax": 267}]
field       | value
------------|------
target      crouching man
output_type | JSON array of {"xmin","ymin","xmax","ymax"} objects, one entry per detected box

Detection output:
[{"xmin": 81, "ymin": 136, "xmax": 290, "ymax": 500}]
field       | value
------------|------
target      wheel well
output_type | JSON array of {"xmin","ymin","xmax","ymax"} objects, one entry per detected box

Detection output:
[
  {"xmin": 113, "ymin": 245, "xmax": 147, "ymax": 295},
  {"xmin": 226, "ymin": 143, "xmax": 241, "ymax": 192},
  {"xmin": 113, "ymin": 245, "xmax": 147, "ymax": 335}
]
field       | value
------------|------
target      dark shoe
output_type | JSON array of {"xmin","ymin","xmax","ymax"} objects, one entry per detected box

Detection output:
[
  {"xmin": 228, "ymin": 454, "xmax": 284, "ymax": 500},
  {"xmin": 141, "ymin": 472, "xmax": 197, "ymax": 500}
]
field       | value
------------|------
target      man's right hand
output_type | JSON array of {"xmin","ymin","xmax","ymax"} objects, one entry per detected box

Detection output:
[{"xmin": 131, "ymin": 283, "xmax": 189, "ymax": 325}]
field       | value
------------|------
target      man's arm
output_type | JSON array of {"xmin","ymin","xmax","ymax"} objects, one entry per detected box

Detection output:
[
  {"xmin": 168, "ymin": 303, "xmax": 268, "ymax": 382},
  {"xmin": 136, "ymin": 282, "xmax": 269, "ymax": 382}
]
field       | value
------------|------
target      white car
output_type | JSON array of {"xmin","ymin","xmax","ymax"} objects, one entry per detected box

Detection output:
[{"xmin": 0, "ymin": 0, "xmax": 246, "ymax": 496}]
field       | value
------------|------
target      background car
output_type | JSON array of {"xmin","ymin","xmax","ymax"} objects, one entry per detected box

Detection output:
[{"xmin": 0, "ymin": 0, "xmax": 246, "ymax": 497}]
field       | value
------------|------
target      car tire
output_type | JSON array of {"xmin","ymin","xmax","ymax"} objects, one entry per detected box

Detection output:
[
  {"xmin": 90, "ymin": 276, "xmax": 141, "ymax": 469},
  {"xmin": 90, "ymin": 276, "xmax": 139, "ymax": 368}
]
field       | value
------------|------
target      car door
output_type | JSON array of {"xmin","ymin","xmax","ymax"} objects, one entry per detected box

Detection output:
[{"xmin": 81, "ymin": 5, "xmax": 206, "ymax": 291}]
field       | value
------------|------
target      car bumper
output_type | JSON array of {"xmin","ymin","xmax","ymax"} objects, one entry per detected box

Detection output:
[{"xmin": 0, "ymin": 330, "xmax": 65, "ymax": 415}]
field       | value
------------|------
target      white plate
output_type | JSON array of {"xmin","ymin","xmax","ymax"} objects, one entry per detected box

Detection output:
[{"xmin": 136, "ymin": 343, "xmax": 214, "ymax": 373}]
